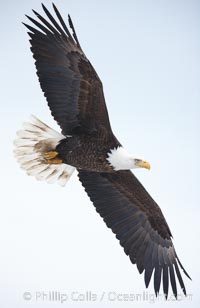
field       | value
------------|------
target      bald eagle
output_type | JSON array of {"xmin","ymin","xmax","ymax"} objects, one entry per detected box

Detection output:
[{"xmin": 14, "ymin": 3, "xmax": 191, "ymax": 298}]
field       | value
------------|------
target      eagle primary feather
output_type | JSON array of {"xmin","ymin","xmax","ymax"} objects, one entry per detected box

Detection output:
[{"xmin": 14, "ymin": 3, "xmax": 191, "ymax": 299}]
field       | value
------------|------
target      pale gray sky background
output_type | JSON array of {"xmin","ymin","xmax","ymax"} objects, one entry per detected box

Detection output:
[{"xmin": 0, "ymin": 0, "xmax": 200, "ymax": 307}]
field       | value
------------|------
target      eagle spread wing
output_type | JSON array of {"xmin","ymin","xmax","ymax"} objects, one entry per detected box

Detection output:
[
  {"xmin": 24, "ymin": 3, "xmax": 112, "ymax": 135},
  {"xmin": 78, "ymin": 170, "xmax": 191, "ymax": 298}
]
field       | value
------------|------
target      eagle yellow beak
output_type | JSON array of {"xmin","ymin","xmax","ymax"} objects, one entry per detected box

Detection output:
[{"xmin": 135, "ymin": 160, "xmax": 151, "ymax": 170}]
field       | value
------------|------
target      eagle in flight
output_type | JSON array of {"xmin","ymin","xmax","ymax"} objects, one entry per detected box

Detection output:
[{"xmin": 14, "ymin": 3, "xmax": 191, "ymax": 299}]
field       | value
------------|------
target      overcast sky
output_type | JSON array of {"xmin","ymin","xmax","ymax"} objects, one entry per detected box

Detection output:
[{"xmin": 1, "ymin": 0, "xmax": 200, "ymax": 307}]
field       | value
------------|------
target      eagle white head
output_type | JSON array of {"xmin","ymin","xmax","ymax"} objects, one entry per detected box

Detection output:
[{"xmin": 107, "ymin": 147, "xmax": 151, "ymax": 171}]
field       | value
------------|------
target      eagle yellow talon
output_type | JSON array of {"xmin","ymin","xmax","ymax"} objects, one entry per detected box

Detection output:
[
  {"xmin": 47, "ymin": 157, "xmax": 63, "ymax": 164},
  {"xmin": 44, "ymin": 151, "xmax": 59, "ymax": 160},
  {"xmin": 44, "ymin": 151, "xmax": 63, "ymax": 164}
]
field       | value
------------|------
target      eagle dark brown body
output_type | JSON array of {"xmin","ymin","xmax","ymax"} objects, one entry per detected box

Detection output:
[
  {"xmin": 56, "ymin": 133, "xmax": 120, "ymax": 172},
  {"xmin": 14, "ymin": 3, "xmax": 191, "ymax": 299}
]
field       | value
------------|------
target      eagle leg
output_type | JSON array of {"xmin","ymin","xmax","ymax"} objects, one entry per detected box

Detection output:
[
  {"xmin": 44, "ymin": 151, "xmax": 59, "ymax": 159},
  {"xmin": 44, "ymin": 151, "xmax": 63, "ymax": 164}
]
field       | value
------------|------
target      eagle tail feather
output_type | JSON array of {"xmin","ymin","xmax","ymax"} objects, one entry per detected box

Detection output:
[{"xmin": 14, "ymin": 115, "xmax": 75, "ymax": 186}]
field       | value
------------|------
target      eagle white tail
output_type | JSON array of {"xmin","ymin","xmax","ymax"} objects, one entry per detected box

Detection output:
[{"xmin": 14, "ymin": 115, "xmax": 75, "ymax": 186}]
